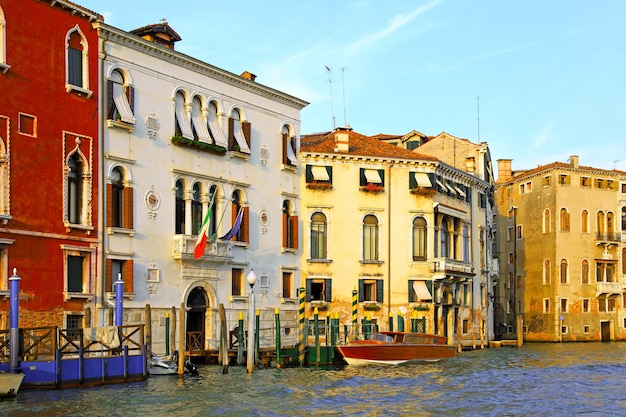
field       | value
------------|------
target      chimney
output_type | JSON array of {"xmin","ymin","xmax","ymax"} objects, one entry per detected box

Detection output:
[
  {"xmin": 333, "ymin": 128, "xmax": 350, "ymax": 153},
  {"xmin": 241, "ymin": 71, "xmax": 257, "ymax": 81},
  {"xmin": 497, "ymin": 159, "xmax": 513, "ymax": 182},
  {"xmin": 570, "ymin": 155, "xmax": 579, "ymax": 168},
  {"xmin": 465, "ymin": 156, "xmax": 476, "ymax": 174}
]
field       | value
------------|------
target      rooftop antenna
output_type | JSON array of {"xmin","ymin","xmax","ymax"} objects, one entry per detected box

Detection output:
[
  {"xmin": 477, "ymin": 96, "xmax": 480, "ymax": 142},
  {"xmin": 341, "ymin": 67, "xmax": 347, "ymax": 127},
  {"xmin": 614, "ymin": 160, "xmax": 620, "ymax": 170},
  {"xmin": 325, "ymin": 66, "xmax": 335, "ymax": 129}
]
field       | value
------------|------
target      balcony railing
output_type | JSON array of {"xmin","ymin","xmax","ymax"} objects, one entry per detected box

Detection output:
[
  {"xmin": 431, "ymin": 258, "xmax": 474, "ymax": 275},
  {"xmin": 595, "ymin": 232, "xmax": 621, "ymax": 243},
  {"xmin": 596, "ymin": 281, "xmax": 624, "ymax": 296},
  {"xmin": 172, "ymin": 235, "xmax": 231, "ymax": 260}
]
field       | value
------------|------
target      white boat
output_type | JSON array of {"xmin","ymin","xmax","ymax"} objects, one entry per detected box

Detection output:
[
  {"xmin": 0, "ymin": 372, "xmax": 25, "ymax": 398},
  {"xmin": 149, "ymin": 352, "xmax": 199, "ymax": 375}
]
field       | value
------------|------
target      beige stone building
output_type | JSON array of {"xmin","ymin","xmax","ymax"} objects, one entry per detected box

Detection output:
[
  {"xmin": 495, "ymin": 156, "xmax": 626, "ymax": 341},
  {"xmin": 300, "ymin": 127, "xmax": 494, "ymax": 346}
]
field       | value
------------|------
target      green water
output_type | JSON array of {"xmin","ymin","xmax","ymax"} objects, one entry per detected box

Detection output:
[{"xmin": 2, "ymin": 342, "xmax": 625, "ymax": 416}]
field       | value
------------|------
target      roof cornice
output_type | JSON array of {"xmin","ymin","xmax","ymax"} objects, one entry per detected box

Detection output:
[{"xmin": 93, "ymin": 23, "xmax": 309, "ymax": 111}]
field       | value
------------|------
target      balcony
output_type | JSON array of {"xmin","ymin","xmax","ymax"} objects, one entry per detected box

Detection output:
[
  {"xmin": 596, "ymin": 281, "xmax": 624, "ymax": 296},
  {"xmin": 172, "ymin": 235, "xmax": 232, "ymax": 262},
  {"xmin": 595, "ymin": 232, "xmax": 621, "ymax": 245},
  {"xmin": 431, "ymin": 258, "xmax": 474, "ymax": 276}
]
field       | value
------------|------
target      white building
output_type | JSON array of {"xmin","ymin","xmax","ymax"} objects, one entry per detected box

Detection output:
[{"xmin": 94, "ymin": 22, "xmax": 307, "ymax": 355}]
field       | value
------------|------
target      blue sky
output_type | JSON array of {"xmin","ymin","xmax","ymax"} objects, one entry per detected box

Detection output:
[{"xmin": 80, "ymin": 0, "xmax": 626, "ymax": 174}]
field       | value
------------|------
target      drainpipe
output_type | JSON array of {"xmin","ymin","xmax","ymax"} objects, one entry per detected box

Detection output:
[
  {"xmin": 95, "ymin": 25, "xmax": 108, "ymax": 327},
  {"xmin": 387, "ymin": 162, "xmax": 393, "ymax": 317}
]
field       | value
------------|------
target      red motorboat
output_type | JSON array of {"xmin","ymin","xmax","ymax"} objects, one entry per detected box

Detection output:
[{"xmin": 336, "ymin": 331, "xmax": 456, "ymax": 365}]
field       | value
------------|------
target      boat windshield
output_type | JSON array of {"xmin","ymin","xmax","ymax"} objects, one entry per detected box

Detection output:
[{"xmin": 372, "ymin": 333, "xmax": 394, "ymax": 342}]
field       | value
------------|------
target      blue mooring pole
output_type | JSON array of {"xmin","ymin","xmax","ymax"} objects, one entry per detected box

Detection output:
[
  {"xmin": 115, "ymin": 273, "xmax": 124, "ymax": 326},
  {"xmin": 9, "ymin": 268, "xmax": 20, "ymax": 373}
]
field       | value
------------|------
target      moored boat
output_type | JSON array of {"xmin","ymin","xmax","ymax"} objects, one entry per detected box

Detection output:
[
  {"xmin": 336, "ymin": 331, "xmax": 456, "ymax": 366},
  {"xmin": 0, "ymin": 372, "xmax": 24, "ymax": 398},
  {"xmin": 149, "ymin": 351, "xmax": 199, "ymax": 375}
]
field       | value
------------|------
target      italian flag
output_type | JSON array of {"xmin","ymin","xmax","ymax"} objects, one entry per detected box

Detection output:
[{"xmin": 194, "ymin": 208, "xmax": 212, "ymax": 258}]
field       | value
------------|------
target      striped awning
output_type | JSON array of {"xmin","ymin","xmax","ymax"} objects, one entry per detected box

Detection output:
[
  {"xmin": 364, "ymin": 169, "xmax": 382, "ymax": 184},
  {"xmin": 413, "ymin": 281, "xmax": 432, "ymax": 300},
  {"xmin": 311, "ymin": 166, "xmax": 330, "ymax": 181}
]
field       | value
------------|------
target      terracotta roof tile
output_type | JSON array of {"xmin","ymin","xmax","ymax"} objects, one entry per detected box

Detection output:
[{"xmin": 301, "ymin": 129, "xmax": 437, "ymax": 161}]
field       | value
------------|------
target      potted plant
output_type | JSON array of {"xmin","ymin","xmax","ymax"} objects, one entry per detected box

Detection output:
[{"xmin": 360, "ymin": 183, "xmax": 385, "ymax": 193}]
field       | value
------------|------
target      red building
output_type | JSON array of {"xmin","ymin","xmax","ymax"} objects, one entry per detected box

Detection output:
[{"xmin": 0, "ymin": 1, "xmax": 102, "ymax": 330}]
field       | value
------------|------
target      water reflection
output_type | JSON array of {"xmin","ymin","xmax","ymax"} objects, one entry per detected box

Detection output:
[{"xmin": 2, "ymin": 343, "xmax": 626, "ymax": 416}]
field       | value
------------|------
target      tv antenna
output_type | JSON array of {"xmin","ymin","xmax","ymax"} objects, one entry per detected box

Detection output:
[
  {"xmin": 341, "ymin": 67, "xmax": 347, "ymax": 127},
  {"xmin": 325, "ymin": 66, "xmax": 335, "ymax": 129},
  {"xmin": 477, "ymin": 96, "xmax": 480, "ymax": 142}
]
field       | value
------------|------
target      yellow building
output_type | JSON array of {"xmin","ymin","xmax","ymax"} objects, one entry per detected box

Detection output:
[
  {"xmin": 300, "ymin": 127, "xmax": 494, "ymax": 346},
  {"xmin": 495, "ymin": 156, "xmax": 626, "ymax": 341}
]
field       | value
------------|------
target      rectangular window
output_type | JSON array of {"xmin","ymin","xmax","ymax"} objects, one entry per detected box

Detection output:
[
  {"xmin": 105, "ymin": 259, "xmax": 134, "ymax": 294},
  {"xmin": 358, "ymin": 279, "xmax": 383, "ymax": 303},
  {"xmin": 582, "ymin": 298, "xmax": 590, "ymax": 313},
  {"xmin": 559, "ymin": 175, "xmax": 570, "ymax": 185},
  {"xmin": 621, "ymin": 183, "xmax": 626, "ymax": 194},
  {"xmin": 516, "ymin": 225, "xmax": 523, "ymax": 239},
  {"xmin": 560, "ymin": 298, "xmax": 568, "ymax": 313},
  {"xmin": 306, "ymin": 278, "xmax": 332, "ymax": 302},
  {"xmin": 508, "ymin": 252, "xmax": 514, "ymax": 264},
  {"xmin": 584, "ymin": 325, "xmax": 590, "ymax": 334},
  {"xmin": 507, "ymin": 227, "xmax": 514, "ymax": 241},
  {"xmin": 608, "ymin": 297, "xmax": 616, "ymax": 312},
  {"xmin": 18, "ymin": 113, "xmax": 36, "ymax": 137},
  {"xmin": 408, "ymin": 280, "xmax": 433, "ymax": 302},
  {"xmin": 66, "ymin": 314, "xmax": 83, "ymax": 340},
  {"xmin": 561, "ymin": 325, "xmax": 568, "ymax": 334},
  {"xmin": 68, "ymin": 255, "xmax": 84, "ymax": 293},
  {"xmin": 282, "ymin": 271, "xmax": 292, "ymax": 298},
  {"xmin": 231, "ymin": 268, "xmax": 243, "ymax": 296},
  {"xmin": 581, "ymin": 177, "xmax": 591, "ymax": 187},
  {"xmin": 542, "ymin": 176, "xmax": 551, "ymax": 187},
  {"xmin": 306, "ymin": 165, "xmax": 333, "ymax": 189},
  {"xmin": 543, "ymin": 298, "xmax": 550, "ymax": 313}
]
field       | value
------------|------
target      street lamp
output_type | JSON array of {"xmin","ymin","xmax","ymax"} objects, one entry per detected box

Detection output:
[{"xmin": 246, "ymin": 269, "xmax": 257, "ymax": 373}]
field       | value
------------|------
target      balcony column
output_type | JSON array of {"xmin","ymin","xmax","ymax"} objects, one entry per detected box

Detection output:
[{"xmin": 184, "ymin": 191, "xmax": 193, "ymax": 235}]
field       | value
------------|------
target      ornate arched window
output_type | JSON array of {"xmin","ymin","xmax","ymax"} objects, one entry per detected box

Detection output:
[
  {"xmin": 412, "ymin": 217, "xmax": 427, "ymax": 261},
  {"xmin": 363, "ymin": 215, "xmax": 379, "ymax": 261}
]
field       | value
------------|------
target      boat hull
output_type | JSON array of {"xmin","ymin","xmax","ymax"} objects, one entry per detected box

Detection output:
[
  {"xmin": 0, "ymin": 373, "xmax": 25, "ymax": 398},
  {"xmin": 336, "ymin": 332, "xmax": 457, "ymax": 366}
]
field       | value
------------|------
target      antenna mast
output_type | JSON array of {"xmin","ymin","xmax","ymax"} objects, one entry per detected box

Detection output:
[
  {"xmin": 477, "ymin": 96, "xmax": 480, "ymax": 142},
  {"xmin": 341, "ymin": 67, "xmax": 347, "ymax": 127},
  {"xmin": 326, "ymin": 66, "xmax": 335, "ymax": 129}
]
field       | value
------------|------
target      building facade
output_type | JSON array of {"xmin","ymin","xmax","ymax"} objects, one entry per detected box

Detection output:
[
  {"xmin": 300, "ymin": 127, "xmax": 493, "ymax": 346},
  {"xmin": 0, "ymin": 0, "xmax": 102, "ymax": 331},
  {"xmin": 495, "ymin": 156, "xmax": 626, "ymax": 341},
  {"xmin": 94, "ymin": 21, "xmax": 307, "ymax": 354}
]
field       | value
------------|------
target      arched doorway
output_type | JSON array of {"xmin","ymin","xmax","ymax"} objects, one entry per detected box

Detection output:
[{"xmin": 186, "ymin": 287, "xmax": 208, "ymax": 353}]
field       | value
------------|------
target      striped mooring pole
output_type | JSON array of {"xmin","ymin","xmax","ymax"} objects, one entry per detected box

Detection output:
[
  {"xmin": 298, "ymin": 287, "xmax": 306, "ymax": 366},
  {"xmin": 352, "ymin": 289, "xmax": 358, "ymax": 339},
  {"xmin": 275, "ymin": 308, "xmax": 281, "ymax": 368}
]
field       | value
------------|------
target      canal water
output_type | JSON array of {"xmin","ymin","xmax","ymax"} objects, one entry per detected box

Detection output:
[{"xmin": 1, "ymin": 342, "xmax": 625, "ymax": 417}]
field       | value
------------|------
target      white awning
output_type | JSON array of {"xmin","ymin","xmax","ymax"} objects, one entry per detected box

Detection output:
[
  {"xmin": 112, "ymin": 82, "xmax": 135, "ymax": 124},
  {"xmin": 311, "ymin": 166, "xmax": 330, "ymax": 181},
  {"xmin": 175, "ymin": 94, "xmax": 194, "ymax": 139},
  {"xmin": 191, "ymin": 102, "xmax": 211, "ymax": 142},
  {"xmin": 446, "ymin": 182, "xmax": 458, "ymax": 195},
  {"xmin": 208, "ymin": 110, "xmax": 228, "ymax": 148},
  {"xmin": 413, "ymin": 172, "xmax": 432, "ymax": 187},
  {"xmin": 455, "ymin": 186, "xmax": 466, "ymax": 197},
  {"xmin": 286, "ymin": 137, "xmax": 299, "ymax": 166},
  {"xmin": 364, "ymin": 169, "xmax": 382, "ymax": 184},
  {"xmin": 436, "ymin": 179, "xmax": 447, "ymax": 190},
  {"xmin": 233, "ymin": 120, "xmax": 251, "ymax": 153},
  {"xmin": 413, "ymin": 281, "xmax": 432, "ymax": 301}
]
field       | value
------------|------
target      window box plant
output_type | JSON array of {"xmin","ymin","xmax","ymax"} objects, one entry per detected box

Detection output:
[
  {"xmin": 360, "ymin": 183, "xmax": 385, "ymax": 193},
  {"xmin": 363, "ymin": 302, "xmax": 381, "ymax": 311},
  {"xmin": 171, "ymin": 136, "xmax": 227, "ymax": 155},
  {"xmin": 410, "ymin": 187, "xmax": 436, "ymax": 198},
  {"xmin": 306, "ymin": 181, "xmax": 333, "ymax": 190}
]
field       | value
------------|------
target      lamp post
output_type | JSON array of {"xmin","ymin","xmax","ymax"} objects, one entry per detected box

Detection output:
[{"xmin": 246, "ymin": 269, "xmax": 257, "ymax": 373}]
